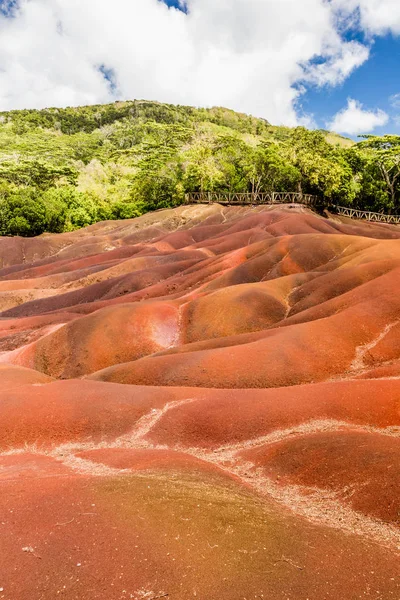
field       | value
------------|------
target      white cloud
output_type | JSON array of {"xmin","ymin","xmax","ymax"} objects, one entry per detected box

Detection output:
[
  {"xmin": 332, "ymin": 0, "xmax": 400, "ymax": 35},
  {"xmin": 389, "ymin": 93, "xmax": 400, "ymax": 109},
  {"xmin": 0, "ymin": 0, "xmax": 392, "ymax": 125},
  {"xmin": 328, "ymin": 98, "xmax": 389, "ymax": 135},
  {"xmin": 303, "ymin": 41, "xmax": 369, "ymax": 86}
]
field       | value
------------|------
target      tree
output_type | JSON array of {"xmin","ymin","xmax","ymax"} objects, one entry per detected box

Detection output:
[
  {"xmin": 0, "ymin": 188, "xmax": 48, "ymax": 236},
  {"xmin": 131, "ymin": 170, "xmax": 183, "ymax": 211},
  {"xmin": 42, "ymin": 187, "xmax": 111, "ymax": 232},
  {"xmin": 285, "ymin": 128, "xmax": 355, "ymax": 203},
  {"xmin": 241, "ymin": 143, "xmax": 300, "ymax": 194},
  {"xmin": 212, "ymin": 135, "xmax": 249, "ymax": 192},
  {"xmin": 0, "ymin": 159, "xmax": 77, "ymax": 189},
  {"xmin": 111, "ymin": 201, "xmax": 143, "ymax": 220},
  {"xmin": 358, "ymin": 135, "xmax": 400, "ymax": 212},
  {"xmin": 181, "ymin": 139, "xmax": 224, "ymax": 193}
]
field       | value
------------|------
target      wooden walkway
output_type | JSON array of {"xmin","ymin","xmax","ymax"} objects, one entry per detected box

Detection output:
[
  {"xmin": 184, "ymin": 191, "xmax": 318, "ymax": 207},
  {"xmin": 184, "ymin": 192, "xmax": 400, "ymax": 225}
]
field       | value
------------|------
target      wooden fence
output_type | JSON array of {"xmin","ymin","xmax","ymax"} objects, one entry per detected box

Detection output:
[
  {"xmin": 184, "ymin": 191, "xmax": 318, "ymax": 206},
  {"xmin": 184, "ymin": 192, "xmax": 400, "ymax": 225},
  {"xmin": 333, "ymin": 205, "xmax": 400, "ymax": 225}
]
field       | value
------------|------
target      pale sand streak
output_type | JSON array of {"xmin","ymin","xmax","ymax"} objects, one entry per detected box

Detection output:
[{"xmin": 1, "ymin": 401, "xmax": 399, "ymax": 552}]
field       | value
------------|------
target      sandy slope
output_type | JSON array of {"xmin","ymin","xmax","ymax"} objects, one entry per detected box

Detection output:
[{"xmin": 0, "ymin": 204, "xmax": 399, "ymax": 600}]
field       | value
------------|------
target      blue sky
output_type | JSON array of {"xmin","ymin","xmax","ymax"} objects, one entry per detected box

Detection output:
[
  {"xmin": 1, "ymin": 0, "xmax": 400, "ymax": 137},
  {"xmin": 163, "ymin": 0, "xmax": 186, "ymax": 11},
  {"xmin": 302, "ymin": 35, "xmax": 400, "ymax": 136}
]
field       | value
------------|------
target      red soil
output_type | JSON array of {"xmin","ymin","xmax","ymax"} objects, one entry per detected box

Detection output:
[
  {"xmin": 0, "ymin": 380, "xmax": 186, "ymax": 450},
  {"xmin": 241, "ymin": 429, "xmax": 400, "ymax": 525},
  {"xmin": 0, "ymin": 364, "xmax": 54, "ymax": 391},
  {"xmin": 2, "ymin": 453, "xmax": 399, "ymax": 600},
  {"xmin": 1, "ymin": 204, "xmax": 400, "ymax": 599},
  {"xmin": 144, "ymin": 379, "xmax": 400, "ymax": 449}
]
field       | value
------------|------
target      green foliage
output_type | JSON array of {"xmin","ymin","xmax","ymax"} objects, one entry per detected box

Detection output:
[
  {"xmin": 0, "ymin": 99, "xmax": 398, "ymax": 236},
  {"xmin": 284, "ymin": 128, "xmax": 356, "ymax": 203},
  {"xmin": 0, "ymin": 159, "xmax": 77, "ymax": 189},
  {"xmin": 0, "ymin": 185, "xmax": 112, "ymax": 236},
  {"xmin": 0, "ymin": 187, "xmax": 48, "ymax": 236},
  {"xmin": 131, "ymin": 170, "xmax": 184, "ymax": 211},
  {"xmin": 111, "ymin": 201, "xmax": 143, "ymax": 220},
  {"xmin": 42, "ymin": 187, "xmax": 112, "ymax": 231},
  {"xmin": 357, "ymin": 135, "xmax": 400, "ymax": 212},
  {"xmin": 240, "ymin": 143, "xmax": 301, "ymax": 194}
]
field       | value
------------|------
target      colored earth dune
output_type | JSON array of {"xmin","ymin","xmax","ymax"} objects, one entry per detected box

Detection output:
[{"xmin": 0, "ymin": 203, "xmax": 399, "ymax": 600}]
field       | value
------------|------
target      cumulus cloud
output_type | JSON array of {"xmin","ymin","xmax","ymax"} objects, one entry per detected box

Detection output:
[
  {"xmin": 332, "ymin": 0, "xmax": 400, "ymax": 35},
  {"xmin": 0, "ymin": 0, "xmax": 395, "ymax": 125},
  {"xmin": 328, "ymin": 98, "xmax": 389, "ymax": 135},
  {"xmin": 303, "ymin": 40, "xmax": 369, "ymax": 86},
  {"xmin": 0, "ymin": 0, "xmax": 374, "ymax": 125}
]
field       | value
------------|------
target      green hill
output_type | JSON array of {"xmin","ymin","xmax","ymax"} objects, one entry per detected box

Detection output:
[{"xmin": 0, "ymin": 100, "xmax": 397, "ymax": 236}]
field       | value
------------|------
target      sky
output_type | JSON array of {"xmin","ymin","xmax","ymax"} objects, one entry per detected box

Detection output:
[{"xmin": 1, "ymin": 0, "xmax": 400, "ymax": 137}]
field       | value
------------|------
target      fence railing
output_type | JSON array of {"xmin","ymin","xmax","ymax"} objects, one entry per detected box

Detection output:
[
  {"xmin": 184, "ymin": 192, "xmax": 400, "ymax": 225},
  {"xmin": 184, "ymin": 191, "xmax": 318, "ymax": 206},
  {"xmin": 333, "ymin": 205, "xmax": 400, "ymax": 224}
]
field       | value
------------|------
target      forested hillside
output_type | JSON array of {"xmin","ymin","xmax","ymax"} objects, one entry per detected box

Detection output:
[{"xmin": 0, "ymin": 99, "xmax": 398, "ymax": 236}]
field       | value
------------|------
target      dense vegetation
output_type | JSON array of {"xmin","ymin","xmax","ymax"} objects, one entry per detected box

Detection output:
[{"xmin": 0, "ymin": 100, "xmax": 399, "ymax": 236}]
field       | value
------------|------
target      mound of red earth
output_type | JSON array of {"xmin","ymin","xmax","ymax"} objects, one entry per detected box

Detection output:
[{"xmin": 0, "ymin": 204, "xmax": 399, "ymax": 600}]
